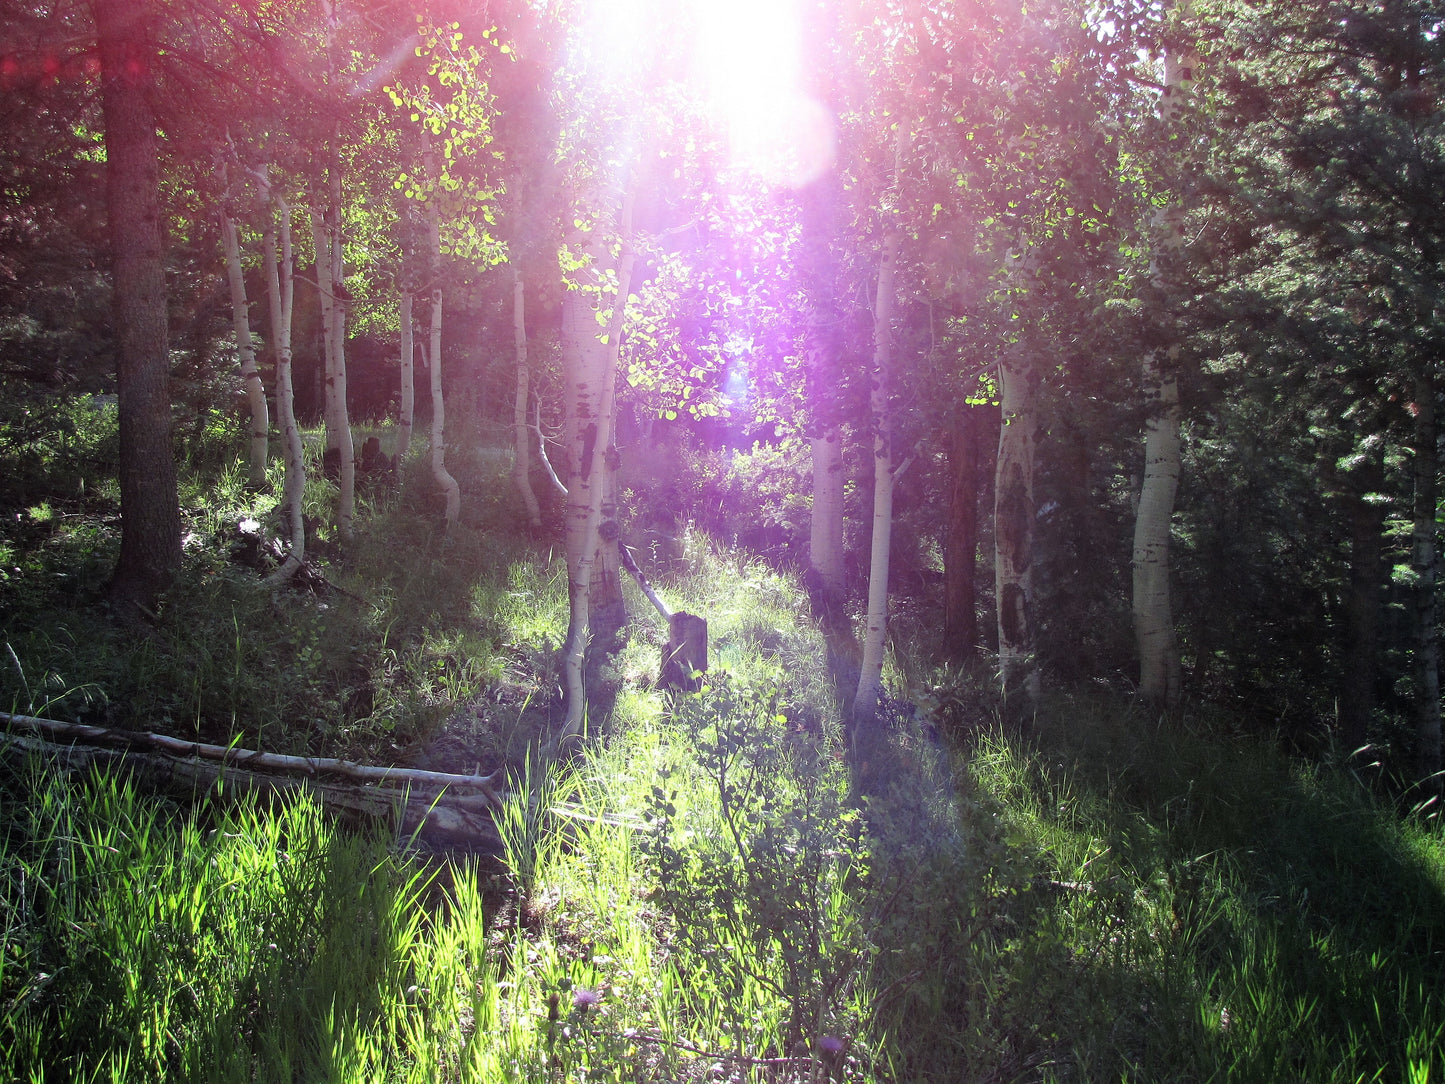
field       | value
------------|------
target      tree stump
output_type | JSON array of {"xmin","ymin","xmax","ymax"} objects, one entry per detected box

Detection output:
[{"xmin": 661, "ymin": 612, "xmax": 708, "ymax": 691}]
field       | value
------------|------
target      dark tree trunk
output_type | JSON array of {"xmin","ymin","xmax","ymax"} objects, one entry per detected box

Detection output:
[
  {"xmin": 944, "ymin": 410, "xmax": 981, "ymax": 660},
  {"xmin": 95, "ymin": 0, "xmax": 181, "ymax": 613},
  {"xmin": 1413, "ymin": 370, "xmax": 1441, "ymax": 783}
]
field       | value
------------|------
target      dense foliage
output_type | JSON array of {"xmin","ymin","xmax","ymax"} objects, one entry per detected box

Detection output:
[{"xmin": 3, "ymin": 0, "xmax": 1445, "ymax": 1076}]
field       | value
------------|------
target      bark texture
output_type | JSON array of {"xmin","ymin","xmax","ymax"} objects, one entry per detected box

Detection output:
[
  {"xmin": 800, "ymin": 172, "xmax": 847, "ymax": 617},
  {"xmin": 422, "ymin": 133, "xmax": 460, "ymax": 528},
  {"xmin": 1132, "ymin": 355, "xmax": 1182, "ymax": 705},
  {"xmin": 260, "ymin": 188, "xmax": 306, "ymax": 584},
  {"xmin": 221, "ymin": 208, "xmax": 269, "ymax": 489},
  {"xmin": 312, "ymin": 192, "xmax": 354, "ymax": 542},
  {"xmin": 854, "ymin": 121, "xmax": 906, "ymax": 732},
  {"xmin": 512, "ymin": 268, "xmax": 542, "ymax": 527},
  {"xmin": 1131, "ymin": 29, "xmax": 1194, "ymax": 707},
  {"xmin": 398, "ymin": 290, "xmax": 415, "ymax": 462},
  {"xmin": 559, "ymin": 189, "xmax": 636, "ymax": 742},
  {"xmin": 994, "ymin": 352, "xmax": 1039, "ymax": 702},
  {"xmin": 1413, "ymin": 370, "xmax": 1441, "ymax": 781},
  {"xmin": 95, "ymin": 0, "xmax": 181, "ymax": 612}
]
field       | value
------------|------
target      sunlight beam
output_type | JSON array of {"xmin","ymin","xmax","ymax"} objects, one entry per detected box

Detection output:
[{"xmin": 693, "ymin": 0, "xmax": 835, "ymax": 187}]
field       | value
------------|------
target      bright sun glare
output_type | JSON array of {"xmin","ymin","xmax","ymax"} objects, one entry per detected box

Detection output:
[
  {"xmin": 586, "ymin": 0, "xmax": 836, "ymax": 189},
  {"xmin": 692, "ymin": 0, "xmax": 835, "ymax": 187}
]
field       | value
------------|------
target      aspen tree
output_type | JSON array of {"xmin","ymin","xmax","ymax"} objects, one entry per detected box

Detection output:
[
  {"xmin": 421, "ymin": 127, "xmax": 460, "ymax": 529},
  {"xmin": 512, "ymin": 266, "xmax": 543, "ymax": 528},
  {"xmin": 854, "ymin": 118, "xmax": 909, "ymax": 729},
  {"xmin": 259, "ymin": 181, "xmax": 306, "ymax": 585},
  {"xmin": 311, "ymin": 175, "xmax": 355, "ymax": 544},
  {"xmin": 1131, "ymin": 7, "xmax": 1196, "ymax": 707},
  {"xmin": 559, "ymin": 186, "xmax": 636, "ymax": 742},
  {"xmin": 220, "ymin": 191, "xmax": 269, "ymax": 491}
]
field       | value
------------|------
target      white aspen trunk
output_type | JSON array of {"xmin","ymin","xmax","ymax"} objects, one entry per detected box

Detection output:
[
  {"xmin": 512, "ymin": 266, "xmax": 542, "ymax": 527},
  {"xmin": 312, "ymin": 208, "xmax": 337, "ymax": 451},
  {"xmin": 1132, "ymin": 357, "xmax": 1181, "ymax": 704},
  {"xmin": 560, "ymin": 191, "xmax": 636, "ymax": 742},
  {"xmin": 560, "ymin": 284, "xmax": 607, "ymax": 740},
  {"xmin": 1131, "ymin": 30, "xmax": 1194, "ymax": 706},
  {"xmin": 260, "ymin": 189, "xmax": 306, "ymax": 585},
  {"xmin": 800, "ymin": 166, "xmax": 847, "ymax": 616},
  {"xmin": 422, "ymin": 133, "xmax": 460, "ymax": 529},
  {"xmin": 221, "ymin": 209, "xmax": 269, "ymax": 489},
  {"xmin": 328, "ymin": 168, "xmax": 354, "ymax": 543},
  {"xmin": 428, "ymin": 284, "xmax": 460, "ymax": 527},
  {"xmin": 995, "ymin": 351, "xmax": 1039, "ymax": 702},
  {"xmin": 311, "ymin": 203, "xmax": 354, "ymax": 543},
  {"xmin": 398, "ymin": 290, "xmax": 414, "ymax": 460},
  {"xmin": 854, "ymin": 121, "xmax": 907, "ymax": 730}
]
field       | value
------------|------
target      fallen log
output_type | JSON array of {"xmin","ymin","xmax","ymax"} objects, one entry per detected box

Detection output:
[
  {"xmin": 1, "ymin": 713, "xmax": 504, "ymax": 800},
  {"xmin": 0, "ymin": 713, "xmax": 506, "ymax": 852}
]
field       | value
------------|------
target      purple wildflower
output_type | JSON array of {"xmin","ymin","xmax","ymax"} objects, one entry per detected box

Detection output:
[
  {"xmin": 818, "ymin": 1035, "xmax": 845, "ymax": 1055},
  {"xmin": 572, "ymin": 987, "xmax": 602, "ymax": 1013}
]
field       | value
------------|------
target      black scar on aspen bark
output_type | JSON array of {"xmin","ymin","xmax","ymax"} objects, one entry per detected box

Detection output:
[
  {"xmin": 580, "ymin": 422, "xmax": 597, "ymax": 481},
  {"xmin": 1000, "ymin": 583, "xmax": 1028, "ymax": 643},
  {"xmin": 997, "ymin": 464, "xmax": 1031, "ymax": 574}
]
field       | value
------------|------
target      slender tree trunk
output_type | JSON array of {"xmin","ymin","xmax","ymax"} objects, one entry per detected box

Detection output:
[
  {"xmin": 95, "ymin": 0, "xmax": 181, "ymax": 613},
  {"xmin": 312, "ymin": 208, "xmax": 338, "ymax": 444},
  {"xmin": 427, "ymin": 283, "xmax": 460, "ymax": 527},
  {"xmin": 995, "ymin": 351, "xmax": 1039, "ymax": 703},
  {"xmin": 221, "ymin": 208, "xmax": 269, "ymax": 490},
  {"xmin": 560, "ymin": 190, "xmax": 636, "ymax": 742},
  {"xmin": 512, "ymin": 267, "xmax": 542, "ymax": 527},
  {"xmin": 590, "ymin": 445, "xmax": 627, "ymax": 692},
  {"xmin": 855, "ymin": 122, "xmax": 906, "ymax": 731},
  {"xmin": 801, "ymin": 170, "xmax": 847, "ymax": 618},
  {"xmin": 422, "ymin": 134, "xmax": 460, "ymax": 529},
  {"xmin": 1131, "ymin": 29, "xmax": 1193, "ymax": 707},
  {"xmin": 328, "ymin": 168, "xmax": 354, "ymax": 540},
  {"xmin": 1133, "ymin": 356, "xmax": 1182, "ymax": 704},
  {"xmin": 398, "ymin": 290, "xmax": 414, "ymax": 461},
  {"xmin": 1414, "ymin": 369, "xmax": 1441, "ymax": 782},
  {"xmin": 944, "ymin": 410, "xmax": 980, "ymax": 660},
  {"xmin": 311, "ymin": 198, "xmax": 354, "ymax": 543},
  {"xmin": 260, "ymin": 189, "xmax": 306, "ymax": 585}
]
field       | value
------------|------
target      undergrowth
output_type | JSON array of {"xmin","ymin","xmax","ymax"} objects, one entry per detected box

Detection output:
[{"xmin": 3, "ymin": 399, "xmax": 1445, "ymax": 1081}]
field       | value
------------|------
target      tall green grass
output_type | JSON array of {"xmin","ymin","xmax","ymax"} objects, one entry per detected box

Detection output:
[{"xmin": 6, "ymin": 646, "xmax": 1445, "ymax": 1082}]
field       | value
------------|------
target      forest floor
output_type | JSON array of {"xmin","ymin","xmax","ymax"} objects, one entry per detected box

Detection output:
[{"xmin": 3, "ymin": 408, "xmax": 1445, "ymax": 1082}]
